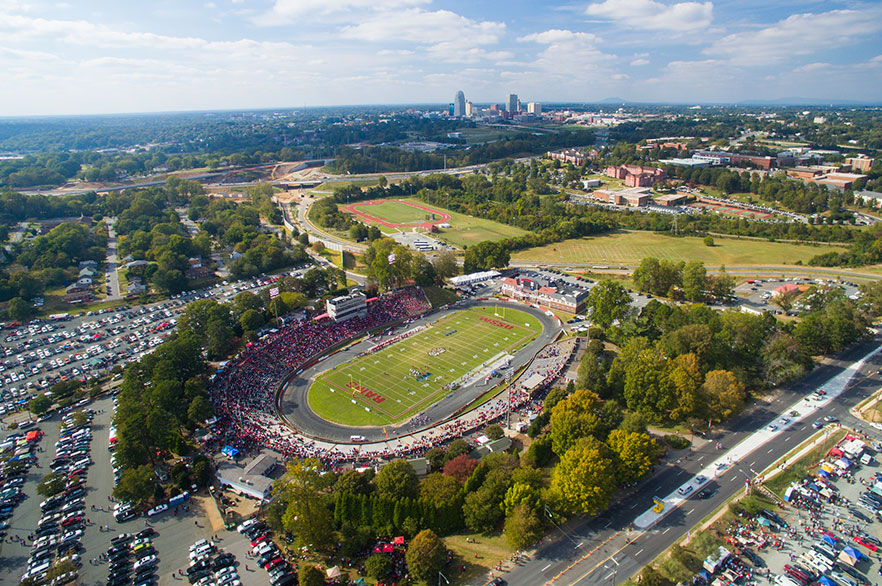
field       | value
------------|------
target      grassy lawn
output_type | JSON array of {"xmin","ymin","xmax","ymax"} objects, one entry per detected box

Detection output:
[
  {"xmin": 511, "ymin": 230, "xmax": 845, "ymax": 266},
  {"xmin": 444, "ymin": 533, "xmax": 513, "ymax": 585},
  {"xmin": 422, "ymin": 285, "xmax": 461, "ymax": 308},
  {"xmin": 307, "ymin": 306, "xmax": 541, "ymax": 426},
  {"xmin": 312, "ymin": 179, "xmax": 381, "ymax": 192}
]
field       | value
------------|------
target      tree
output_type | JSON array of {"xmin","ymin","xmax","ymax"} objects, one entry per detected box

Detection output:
[
  {"xmin": 275, "ymin": 459, "xmax": 336, "ymax": 550},
  {"xmin": 623, "ymin": 347, "xmax": 677, "ymax": 420},
  {"xmin": 585, "ymin": 280, "xmax": 632, "ymax": 328},
  {"xmin": 549, "ymin": 389, "xmax": 607, "ymax": 455},
  {"xmin": 375, "ymin": 459, "xmax": 418, "ymax": 500},
  {"xmin": 431, "ymin": 249, "xmax": 459, "ymax": 280},
  {"xmin": 550, "ymin": 437, "xmax": 617, "ymax": 515},
  {"xmin": 762, "ymin": 331, "xmax": 812, "ymax": 385},
  {"xmin": 37, "ymin": 472, "xmax": 65, "ymax": 497},
  {"xmin": 298, "ymin": 564, "xmax": 326, "ymax": 586},
  {"xmin": 28, "ymin": 393, "xmax": 52, "ymax": 417},
  {"xmin": 335, "ymin": 469, "xmax": 374, "ymax": 496},
  {"xmin": 113, "ymin": 464, "xmax": 159, "ymax": 505},
  {"xmin": 443, "ymin": 454, "xmax": 477, "ymax": 484},
  {"xmin": 703, "ymin": 236, "xmax": 715, "ymax": 247},
  {"xmin": 606, "ymin": 429, "xmax": 657, "ymax": 484},
  {"xmin": 463, "ymin": 240, "xmax": 510, "ymax": 273},
  {"xmin": 701, "ymin": 370, "xmax": 746, "ymax": 422},
  {"xmin": 502, "ymin": 482, "xmax": 540, "ymax": 515},
  {"xmin": 682, "ymin": 261, "xmax": 707, "ymax": 302},
  {"xmin": 446, "ymin": 438, "xmax": 471, "ymax": 460},
  {"xmin": 632, "ymin": 257, "xmax": 684, "ymax": 297},
  {"xmin": 504, "ymin": 503, "xmax": 544, "ymax": 549},
  {"xmin": 406, "ymin": 529, "xmax": 446, "ymax": 583},
  {"xmin": 365, "ymin": 554, "xmax": 394, "ymax": 581},
  {"xmin": 187, "ymin": 395, "xmax": 213, "ymax": 426},
  {"xmin": 7, "ymin": 297, "xmax": 33, "ymax": 321},
  {"xmin": 484, "ymin": 424, "xmax": 504, "ymax": 440},
  {"xmin": 239, "ymin": 309, "xmax": 264, "ymax": 332},
  {"xmin": 420, "ymin": 473, "xmax": 461, "ymax": 507}
]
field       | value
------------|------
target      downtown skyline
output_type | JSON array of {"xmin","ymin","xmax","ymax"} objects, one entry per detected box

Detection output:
[{"xmin": 0, "ymin": 0, "xmax": 881, "ymax": 116}]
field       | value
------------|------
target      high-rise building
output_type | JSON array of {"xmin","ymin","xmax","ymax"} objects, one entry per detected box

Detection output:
[
  {"xmin": 453, "ymin": 90, "xmax": 465, "ymax": 117},
  {"xmin": 465, "ymin": 100, "xmax": 474, "ymax": 117},
  {"xmin": 506, "ymin": 93, "xmax": 519, "ymax": 113},
  {"xmin": 527, "ymin": 102, "xmax": 542, "ymax": 115}
]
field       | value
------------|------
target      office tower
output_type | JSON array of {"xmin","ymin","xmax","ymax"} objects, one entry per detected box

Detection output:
[
  {"xmin": 527, "ymin": 102, "xmax": 542, "ymax": 115},
  {"xmin": 453, "ymin": 90, "xmax": 465, "ymax": 117},
  {"xmin": 506, "ymin": 93, "xmax": 519, "ymax": 113}
]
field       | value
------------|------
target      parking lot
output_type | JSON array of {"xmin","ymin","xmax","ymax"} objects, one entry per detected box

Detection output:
[
  {"xmin": 0, "ymin": 270, "xmax": 312, "ymax": 424},
  {"xmin": 735, "ymin": 277, "xmax": 861, "ymax": 315},
  {"xmin": 726, "ymin": 430, "xmax": 882, "ymax": 586}
]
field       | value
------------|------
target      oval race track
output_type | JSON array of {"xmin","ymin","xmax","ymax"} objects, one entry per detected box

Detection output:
[{"xmin": 276, "ymin": 299, "xmax": 561, "ymax": 444}]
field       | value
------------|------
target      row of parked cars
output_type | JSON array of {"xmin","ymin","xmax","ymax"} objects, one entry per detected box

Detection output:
[
  {"xmin": 23, "ymin": 410, "xmax": 94, "ymax": 584},
  {"xmin": 238, "ymin": 518, "xmax": 295, "ymax": 586},
  {"xmin": 186, "ymin": 538, "xmax": 240, "ymax": 586},
  {"xmin": 0, "ymin": 427, "xmax": 41, "ymax": 538},
  {"xmin": 106, "ymin": 527, "xmax": 160, "ymax": 586}
]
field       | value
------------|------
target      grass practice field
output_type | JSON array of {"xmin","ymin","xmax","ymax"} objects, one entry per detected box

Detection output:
[
  {"xmin": 308, "ymin": 306, "xmax": 541, "ymax": 427},
  {"xmin": 511, "ymin": 230, "xmax": 846, "ymax": 266},
  {"xmin": 339, "ymin": 197, "xmax": 527, "ymax": 249}
]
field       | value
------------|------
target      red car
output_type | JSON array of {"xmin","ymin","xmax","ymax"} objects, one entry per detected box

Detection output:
[
  {"xmin": 854, "ymin": 535, "xmax": 878, "ymax": 551},
  {"xmin": 265, "ymin": 558, "xmax": 285, "ymax": 571},
  {"xmin": 61, "ymin": 515, "xmax": 82, "ymax": 528},
  {"xmin": 250, "ymin": 534, "xmax": 268, "ymax": 547}
]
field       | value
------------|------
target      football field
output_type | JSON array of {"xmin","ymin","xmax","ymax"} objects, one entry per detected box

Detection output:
[{"xmin": 307, "ymin": 306, "xmax": 541, "ymax": 427}]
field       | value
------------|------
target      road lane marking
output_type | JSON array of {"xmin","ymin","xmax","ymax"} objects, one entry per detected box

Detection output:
[
  {"xmin": 575, "ymin": 542, "xmax": 583, "ymax": 549},
  {"xmin": 686, "ymin": 508, "xmax": 694, "ymax": 516},
  {"xmin": 768, "ymin": 448, "xmax": 775, "ymax": 453},
  {"xmin": 697, "ymin": 456, "xmax": 704, "ymax": 462},
  {"xmin": 629, "ymin": 503, "xmax": 638, "ymax": 509},
  {"xmin": 662, "ymin": 527, "xmax": 670, "ymax": 534},
  {"xmin": 635, "ymin": 548, "xmax": 644, "ymax": 556},
  {"xmin": 605, "ymin": 572, "xmax": 616, "ymax": 580},
  {"xmin": 541, "ymin": 564, "xmax": 552, "ymax": 572}
]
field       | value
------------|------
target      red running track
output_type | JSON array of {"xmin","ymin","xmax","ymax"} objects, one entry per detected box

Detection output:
[{"xmin": 339, "ymin": 199, "xmax": 451, "ymax": 230}]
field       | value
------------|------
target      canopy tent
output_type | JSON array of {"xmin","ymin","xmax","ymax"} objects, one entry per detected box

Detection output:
[
  {"xmin": 835, "ymin": 458, "xmax": 852, "ymax": 470},
  {"xmin": 382, "ymin": 543, "xmax": 394, "ymax": 553},
  {"xmin": 818, "ymin": 577, "xmax": 836, "ymax": 586},
  {"xmin": 393, "ymin": 536, "xmax": 405, "ymax": 545},
  {"xmin": 326, "ymin": 566, "xmax": 341, "ymax": 579},
  {"xmin": 353, "ymin": 579, "xmax": 367, "ymax": 586},
  {"xmin": 25, "ymin": 430, "xmax": 41, "ymax": 442},
  {"xmin": 842, "ymin": 545, "xmax": 864, "ymax": 560},
  {"xmin": 822, "ymin": 534, "xmax": 837, "ymax": 547},
  {"xmin": 837, "ymin": 550, "xmax": 858, "ymax": 566},
  {"xmin": 756, "ymin": 516, "xmax": 771, "ymax": 527},
  {"xmin": 221, "ymin": 445, "xmax": 240, "ymax": 459}
]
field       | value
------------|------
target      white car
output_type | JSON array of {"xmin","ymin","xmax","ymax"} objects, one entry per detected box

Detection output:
[
  {"xmin": 677, "ymin": 485, "xmax": 694, "ymax": 496},
  {"xmin": 133, "ymin": 555, "xmax": 157, "ymax": 571},
  {"xmin": 146, "ymin": 503, "xmax": 168, "ymax": 517}
]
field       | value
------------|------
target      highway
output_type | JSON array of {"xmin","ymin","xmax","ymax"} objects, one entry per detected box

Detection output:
[{"xmin": 501, "ymin": 335, "xmax": 882, "ymax": 586}]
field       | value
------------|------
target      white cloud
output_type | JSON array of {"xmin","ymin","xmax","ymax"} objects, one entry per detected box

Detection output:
[
  {"xmin": 586, "ymin": 0, "xmax": 713, "ymax": 32},
  {"xmin": 341, "ymin": 9, "xmax": 504, "ymax": 46},
  {"xmin": 630, "ymin": 58, "xmax": 649, "ymax": 66},
  {"xmin": 256, "ymin": 0, "xmax": 429, "ymax": 25},
  {"xmin": 706, "ymin": 8, "xmax": 882, "ymax": 66}
]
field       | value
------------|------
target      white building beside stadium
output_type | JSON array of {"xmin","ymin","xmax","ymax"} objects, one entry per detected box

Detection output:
[
  {"xmin": 449, "ymin": 271, "xmax": 500, "ymax": 287},
  {"xmin": 326, "ymin": 292, "xmax": 367, "ymax": 322}
]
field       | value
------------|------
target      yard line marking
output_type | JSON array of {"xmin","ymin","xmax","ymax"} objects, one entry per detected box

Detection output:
[{"xmin": 541, "ymin": 564, "xmax": 552, "ymax": 572}]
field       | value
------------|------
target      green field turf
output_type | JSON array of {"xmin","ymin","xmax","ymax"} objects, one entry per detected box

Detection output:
[
  {"xmin": 511, "ymin": 230, "xmax": 847, "ymax": 266},
  {"xmin": 342, "ymin": 197, "xmax": 528, "ymax": 249},
  {"xmin": 308, "ymin": 306, "xmax": 541, "ymax": 427},
  {"xmin": 354, "ymin": 201, "xmax": 440, "ymax": 225}
]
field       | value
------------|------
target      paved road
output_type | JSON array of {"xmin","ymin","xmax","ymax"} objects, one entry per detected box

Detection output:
[
  {"xmin": 501, "ymin": 335, "xmax": 882, "ymax": 586},
  {"xmin": 105, "ymin": 218, "xmax": 122, "ymax": 300},
  {"xmin": 279, "ymin": 300, "xmax": 560, "ymax": 443}
]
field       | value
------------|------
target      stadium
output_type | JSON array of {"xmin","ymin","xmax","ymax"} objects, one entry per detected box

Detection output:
[
  {"xmin": 278, "ymin": 298, "xmax": 560, "ymax": 444},
  {"xmin": 209, "ymin": 287, "xmax": 562, "ymax": 465}
]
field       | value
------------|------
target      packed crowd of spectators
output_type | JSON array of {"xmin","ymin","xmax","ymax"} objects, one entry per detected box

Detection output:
[
  {"xmin": 209, "ymin": 290, "xmax": 572, "ymax": 467},
  {"xmin": 208, "ymin": 288, "xmax": 430, "ymax": 465}
]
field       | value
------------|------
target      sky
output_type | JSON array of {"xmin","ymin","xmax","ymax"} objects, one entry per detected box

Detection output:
[{"xmin": 1, "ymin": 0, "xmax": 881, "ymax": 116}]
